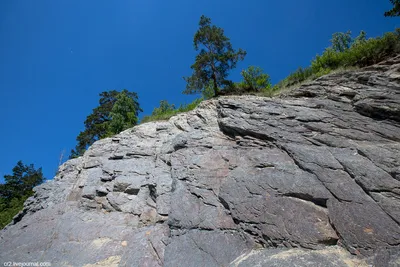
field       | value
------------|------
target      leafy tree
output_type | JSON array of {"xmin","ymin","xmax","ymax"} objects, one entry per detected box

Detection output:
[
  {"xmin": 70, "ymin": 89, "xmax": 141, "ymax": 158},
  {"xmin": 239, "ymin": 66, "xmax": 271, "ymax": 91},
  {"xmin": 183, "ymin": 15, "xmax": 246, "ymax": 97},
  {"xmin": 107, "ymin": 91, "xmax": 140, "ymax": 135},
  {"xmin": 385, "ymin": 0, "xmax": 400, "ymax": 17},
  {"xmin": 0, "ymin": 161, "xmax": 45, "ymax": 228},
  {"xmin": 331, "ymin": 31, "xmax": 352, "ymax": 52}
]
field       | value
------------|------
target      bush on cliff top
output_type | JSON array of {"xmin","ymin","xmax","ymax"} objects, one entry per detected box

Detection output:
[
  {"xmin": 141, "ymin": 98, "xmax": 203, "ymax": 124},
  {"xmin": 273, "ymin": 29, "xmax": 400, "ymax": 93}
]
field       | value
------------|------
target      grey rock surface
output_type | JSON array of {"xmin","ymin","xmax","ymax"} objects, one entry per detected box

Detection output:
[{"xmin": 1, "ymin": 56, "xmax": 400, "ymax": 266}]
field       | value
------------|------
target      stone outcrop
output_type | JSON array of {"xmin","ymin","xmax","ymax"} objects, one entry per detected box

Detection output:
[{"xmin": 1, "ymin": 56, "xmax": 400, "ymax": 266}]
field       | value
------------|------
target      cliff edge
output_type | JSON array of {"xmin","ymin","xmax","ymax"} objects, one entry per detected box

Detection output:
[{"xmin": 1, "ymin": 56, "xmax": 400, "ymax": 266}]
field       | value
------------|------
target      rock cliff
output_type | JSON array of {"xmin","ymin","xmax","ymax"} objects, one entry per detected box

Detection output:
[{"xmin": 1, "ymin": 56, "xmax": 400, "ymax": 267}]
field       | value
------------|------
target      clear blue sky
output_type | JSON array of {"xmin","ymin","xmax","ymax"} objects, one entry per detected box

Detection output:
[{"xmin": 0, "ymin": 0, "xmax": 398, "ymax": 181}]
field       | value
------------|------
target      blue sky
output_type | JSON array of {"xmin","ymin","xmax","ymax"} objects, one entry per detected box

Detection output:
[{"xmin": 0, "ymin": 0, "xmax": 398, "ymax": 181}]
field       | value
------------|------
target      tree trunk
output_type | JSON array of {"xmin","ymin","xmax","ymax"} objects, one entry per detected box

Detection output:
[
  {"xmin": 211, "ymin": 60, "xmax": 219, "ymax": 96},
  {"xmin": 212, "ymin": 74, "xmax": 219, "ymax": 96}
]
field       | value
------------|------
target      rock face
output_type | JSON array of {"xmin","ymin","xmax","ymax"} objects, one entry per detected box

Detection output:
[{"xmin": 1, "ymin": 57, "xmax": 400, "ymax": 267}]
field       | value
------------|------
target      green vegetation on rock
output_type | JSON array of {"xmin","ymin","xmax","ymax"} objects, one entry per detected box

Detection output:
[
  {"xmin": 141, "ymin": 28, "xmax": 400, "ymax": 122},
  {"xmin": 68, "ymin": 16, "xmax": 400, "ymax": 155},
  {"xmin": 70, "ymin": 89, "xmax": 142, "ymax": 158},
  {"xmin": 0, "ymin": 161, "xmax": 45, "ymax": 229},
  {"xmin": 2, "ymin": 7, "xmax": 399, "ymax": 238},
  {"xmin": 141, "ymin": 98, "xmax": 203, "ymax": 124},
  {"xmin": 225, "ymin": 66, "xmax": 275, "ymax": 96},
  {"xmin": 273, "ymin": 29, "xmax": 400, "ymax": 93},
  {"xmin": 239, "ymin": 66, "xmax": 272, "ymax": 92}
]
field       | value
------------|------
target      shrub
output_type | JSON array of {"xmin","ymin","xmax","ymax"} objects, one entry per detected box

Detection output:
[
  {"xmin": 177, "ymin": 98, "xmax": 203, "ymax": 112},
  {"xmin": 240, "ymin": 66, "xmax": 271, "ymax": 92},
  {"xmin": 141, "ymin": 98, "xmax": 203, "ymax": 123},
  {"xmin": 152, "ymin": 100, "xmax": 176, "ymax": 116},
  {"xmin": 274, "ymin": 29, "xmax": 400, "ymax": 93},
  {"xmin": 311, "ymin": 48, "xmax": 343, "ymax": 73}
]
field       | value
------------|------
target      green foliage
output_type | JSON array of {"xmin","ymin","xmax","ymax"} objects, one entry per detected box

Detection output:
[
  {"xmin": 353, "ymin": 30, "xmax": 367, "ymax": 46},
  {"xmin": 331, "ymin": 31, "xmax": 352, "ymax": 52},
  {"xmin": 70, "ymin": 89, "xmax": 141, "ymax": 158},
  {"xmin": 274, "ymin": 29, "xmax": 400, "ymax": 92},
  {"xmin": 202, "ymin": 80, "xmax": 216, "ymax": 100},
  {"xmin": 141, "ymin": 98, "xmax": 203, "ymax": 123},
  {"xmin": 1, "ymin": 161, "xmax": 45, "ymax": 199},
  {"xmin": 239, "ymin": 66, "xmax": 271, "ymax": 92},
  {"xmin": 152, "ymin": 100, "xmax": 176, "ymax": 116},
  {"xmin": 285, "ymin": 67, "xmax": 314, "ymax": 86},
  {"xmin": 0, "ymin": 197, "xmax": 27, "ymax": 229},
  {"xmin": 311, "ymin": 48, "xmax": 341, "ymax": 73},
  {"xmin": 385, "ymin": 0, "xmax": 400, "ymax": 17},
  {"xmin": 220, "ymin": 66, "xmax": 274, "ymax": 96},
  {"xmin": 0, "ymin": 161, "xmax": 45, "ymax": 229},
  {"xmin": 183, "ymin": 15, "xmax": 246, "ymax": 97},
  {"xmin": 107, "ymin": 91, "xmax": 140, "ymax": 135},
  {"xmin": 179, "ymin": 98, "xmax": 203, "ymax": 111}
]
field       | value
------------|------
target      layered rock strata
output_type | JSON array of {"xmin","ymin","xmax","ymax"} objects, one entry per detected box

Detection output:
[{"xmin": 1, "ymin": 57, "xmax": 400, "ymax": 266}]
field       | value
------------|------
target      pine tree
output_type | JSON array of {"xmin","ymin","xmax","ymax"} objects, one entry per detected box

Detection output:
[
  {"xmin": 0, "ymin": 161, "xmax": 45, "ymax": 228},
  {"xmin": 183, "ymin": 15, "xmax": 246, "ymax": 97},
  {"xmin": 385, "ymin": 0, "xmax": 400, "ymax": 17},
  {"xmin": 1, "ymin": 161, "xmax": 44, "ymax": 200}
]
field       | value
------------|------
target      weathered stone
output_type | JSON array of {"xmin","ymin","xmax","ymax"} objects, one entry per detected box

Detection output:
[
  {"xmin": 229, "ymin": 246, "xmax": 368, "ymax": 267},
  {"xmin": 113, "ymin": 175, "xmax": 145, "ymax": 192},
  {"xmin": 82, "ymin": 186, "xmax": 96, "ymax": 200},
  {"xmin": 1, "ymin": 56, "xmax": 400, "ymax": 266},
  {"xmin": 96, "ymin": 186, "xmax": 109, "ymax": 196},
  {"xmin": 106, "ymin": 192, "xmax": 129, "ymax": 211},
  {"xmin": 164, "ymin": 230, "xmax": 253, "ymax": 267}
]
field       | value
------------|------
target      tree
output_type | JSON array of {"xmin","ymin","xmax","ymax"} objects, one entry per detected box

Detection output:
[
  {"xmin": 107, "ymin": 91, "xmax": 140, "ymax": 135},
  {"xmin": 385, "ymin": 0, "xmax": 400, "ymax": 17},
  {"xmin": 183, "ymin": 15, "xmax": 246, "ymax": 97},
  {"xmin": 202, "ymin": 80, "xmax": 216, "ymax": 100},
  {"xmin": 239, "ymin": 66, "xmax": 271, "ymax": 91},
  {"xmin": 1, "ymin": 161, "xmax": 45, "ymax": 199},
  {"xmin": 0, "ymin": 161, "xmax": 45, "ymax": 228},
  {"xmin": 331, "ymin": 31, "xmax": 352, "ymax": 52},
  {"xmin": 70, "ymin": 89, "xmax": 141, "ymax": 158}
]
